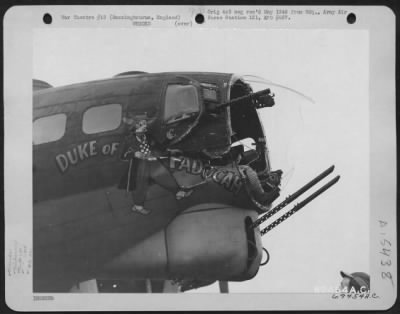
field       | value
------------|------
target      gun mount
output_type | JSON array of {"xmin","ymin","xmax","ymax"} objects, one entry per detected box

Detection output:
[
  {"xmin": 207, "ymin": 88, "xmax": 275, "ymax": 112},
  {"xmin": 251, "ymin": 165, "xmax": 340, "ymax": 235}
]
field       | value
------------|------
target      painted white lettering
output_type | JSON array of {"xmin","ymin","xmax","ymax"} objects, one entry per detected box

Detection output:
[
  {"xmin": 89, "ymin": 140, "xmax": 97, "ymax": 156},
  {"xmin": 220, "ymin": 172, "xmax": 234, "ymax": 189},
  {"xmin": 169, "ymin": 157, "xmax": 182, "ymax": 169},
  {"xmin": 110, "ymin": 142, "xmax": 119, "ymax": 155},
  {"xmin": 102, "ymin": 144, "xmax": 111, "ymax": 155},
  {"xmin": 179, "ymin": 158, "xmax": 191, "ymax": 172},
  {"xmin": 77, "ymin": 142, "xmax": 89, "ymax": 160},
  {"xmin": 55, "ymin": 154, "xmax": 69, "ymax": 173},
  {"xmin": 231, "ymin": 176, "xmax": 243, "ymax": 194},
  {"xmin": 212, "ymin": 170, "xmax": 225, "ymax": 183},
  {"xmin": 191, "ymin": 159, "xmax": 203, "ymax": 175},
  {"xmin": 202, "ymin": 167, "xmax": 216, "ymax": 179},
  {"xmin": 67, "ymin": 149, "xmax": 79, "ymax": 164}
]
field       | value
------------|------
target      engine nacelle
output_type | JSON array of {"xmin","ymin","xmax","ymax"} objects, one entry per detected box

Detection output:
[{"xmin": 102, "ymin": 203, "xmax": 262, "ymax": 282}]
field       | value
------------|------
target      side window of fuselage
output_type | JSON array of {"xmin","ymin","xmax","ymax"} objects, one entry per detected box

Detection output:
[
  {"xmin": 82, "ymin": 104, "xmax": 122, "ymax": 134},
  {"xmin": 33, "ymin": 114, "xmax": 67, "ymax": 145}
]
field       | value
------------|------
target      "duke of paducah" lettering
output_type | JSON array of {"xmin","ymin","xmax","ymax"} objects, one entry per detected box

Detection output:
[
  {"xmin": 55, "ymin": 140, "xmax": 120, "ymax": 173},
  {"xmin": 169, "ymin": 156, "xmax": 243, "ymax": 194},
  {"xmin": 55, "ymin": 143, "xmax": 244, "ymax": 194}
]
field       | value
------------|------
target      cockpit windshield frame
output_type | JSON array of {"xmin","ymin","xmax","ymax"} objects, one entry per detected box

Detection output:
[
  {"xmin": 155, "ymin": 76, "xmax": 204, "ymax": 145},
  {"xmin": 164, "ymin": 84, "xmax": 200, "ymax": 124}
]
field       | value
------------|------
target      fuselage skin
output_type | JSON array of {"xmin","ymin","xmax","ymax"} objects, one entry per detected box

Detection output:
[{"xmin": 33, "ymin": 73, "xmax": 267, "ymax": 291}]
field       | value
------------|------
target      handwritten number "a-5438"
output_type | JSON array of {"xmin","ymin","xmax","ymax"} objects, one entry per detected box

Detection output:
[{"xmin": 379, "ymin": 220, "xmax": 393, "ymax": 286}]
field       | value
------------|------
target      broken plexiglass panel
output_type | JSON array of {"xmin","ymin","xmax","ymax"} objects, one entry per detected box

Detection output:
[{"xmin": 242, "ymin": 75, "xmax": 314, "ymax": 188}]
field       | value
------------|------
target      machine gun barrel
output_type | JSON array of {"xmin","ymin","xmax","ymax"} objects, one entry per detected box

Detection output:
[
  {"xmin": 216, "ymin": 88, "xmax": 275, "ymax": 110},
  {"xmin": 260, "ymin": 175, "xmax": 340, "ymax": 235},
  {"xmin": 250, "ymin": 165, "xmax": 335, "ymax": 229}
]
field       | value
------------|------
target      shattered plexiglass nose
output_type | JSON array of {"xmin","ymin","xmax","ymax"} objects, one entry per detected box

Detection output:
[{"xmin": 242, "ymin": 75, "xmax": 314, "ymax": 189}]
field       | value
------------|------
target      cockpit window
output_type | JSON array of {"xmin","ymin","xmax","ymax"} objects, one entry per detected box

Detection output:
[
  {"xmin": 82, "ymin": 104, "xmax": 122, "ymax": 134},
  {"xmin": 164, "ymin": 84, "xmax": 199, "ymax": 123},
  {"xmin": 33, "ymin": 114, "xmax": 67, "ymax": 145}
]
